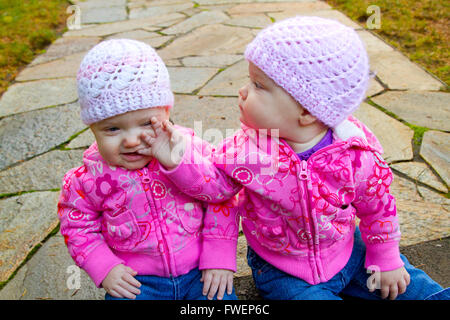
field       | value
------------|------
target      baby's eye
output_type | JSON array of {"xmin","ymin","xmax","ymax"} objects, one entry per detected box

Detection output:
[
  {"xmin": 253, "ymin": 81, "xmax": 263, "ymax": 89},
  {"xmin": 142, "ymin": 121, "xmax": 152, "ymax": 126},
  {"xmin": 106, "ymin": 127, "xmax": 120, "ymax": 132}
]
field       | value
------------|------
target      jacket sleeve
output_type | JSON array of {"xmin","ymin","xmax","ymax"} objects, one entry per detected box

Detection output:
[
  {"xmin": 199, "ymin": 194, "xmax": 240, "ymax": 272},
  {"xmin": 57, "ymin": 167, "xmax": 124, "ymax": 288},
  {"xmin": 352, "ymin": 150, "xmax": 404, "ymax": 272},
  {"xmin": 160, "ymin": 132, "xmax": 242, "ymax": 203}
]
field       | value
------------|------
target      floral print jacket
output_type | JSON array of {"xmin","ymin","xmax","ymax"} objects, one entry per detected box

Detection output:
[
  {"xmin": 57, "ymin": 126, "xmax": 239, "ymax": 288},
  {"xmin": 164, "ymin": 117, "xmax": 403, "ymax": 285}
]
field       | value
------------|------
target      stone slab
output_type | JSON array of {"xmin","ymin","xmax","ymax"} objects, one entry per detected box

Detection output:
[
  {"xmin": 105, "ymin": 30, "xmax": 175, "ymax": 49},
  {"xmin": 15, "ymin": 52, "xmax": 86, "ymax": 82},
  {"xmin": 389, "ymin": 174, "xmax": 450, "ymax": 246},
  {"xmin": 227, "ymin": 1, "xmax": 331, "ymax": 15},
  {"xmin": 391, "ymin": 162, "xmax": 447, "ymax": 193},
  {"xmin": 400, "ymin": 237, "xmax": 450, "ymax": 289},
  {"xmin": 63, "ymin": 13, "xmax": 185, "ymax": 37},
  {"xmin": 420, "ymin": 131, "xmax": 450, "ymax": 187},
  {"xmin": 0, "ymin": 233, "xmax": 105, "ymax": 300},
  {"xmin": 67, "ymin": 130, "xmax": 95, "ymax": 149},
  {"xmin": 369, "ymin": 50, "xmax": 445, "ymax": 91},
  {"xmin": 164, "ymin": 10, "xmax": 229, "ymax": 35},
  {"xmin": 129, "ymin": 2, "xmax": 192, "ymax": 19},
  {"xmin": 0, "ymin": 191, "xmax": 60, "ymax": 282},
  {"xmin": 73, "ymin": 0, "xmax": 127, "ymax": 7},
  {"xmin": 269, "ymin": 9, "xmax": 361, "ymax": 29},
  {"xmin": 30, "ymin": 37, "xmax": 100, "ymax": 66},
  {"xmin": 158, "ymin": 24, "xmax": 255, "ymax": 60},
  {"xmin": 367, "ymin": 77, "xmax": 384, "ymax": 97},
  {"xmin": 371, "ymin": 91, "xmax": 450, "ymax": 131},
  {"xmin": 357, "ymin": 29, "xmax": 395, "ymax": 55},
  {"xmin": 197, "ymin": 0, "xmax": 316, "ymax": 4},
  {"xmin": 236, "ymin": 235, "xmax": 251, "ymax": 277},
  {"xmin": 80, "ymin": 6, "xmax": 127, "ymax": 24},
  {"xmin": 0, "ymin": 79, "xmax": 78, "ymax": 117},
  {"xmin": 353, "ymin": 102, "xmax": 414, "ymax": 163},
  {"xmin": 226, "ymin": 14, "xmax": 272, "ymax": 29},
  {"xmin": 182, "ymin": 54, "xmax": 242, "ymax": 68},
  {"xmin": 171, "ymin": 95, "xmax": 240, "ymax": 142},
  {"xmin": 0, "ymin": 150, "xmax": 84, "ymax": 195},
  {"xmin": 168, "ymin": 67, "xmax": 219, "ymax": 94},
  {"xmin": 199, "ymin": 59, "xmax": 248, "ymax": 96},
  {"xmin": 0, "ymin": 102, "xmax": 86, "ymax": 171},
  {"xmin": 105, "ymin": 29, "xmax": 161, "ymax": 40}
]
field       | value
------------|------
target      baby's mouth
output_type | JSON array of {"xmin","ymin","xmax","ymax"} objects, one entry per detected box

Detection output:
[{"xmin": 121, "ymin": 151, "xmax": 145, "ymax": 161}]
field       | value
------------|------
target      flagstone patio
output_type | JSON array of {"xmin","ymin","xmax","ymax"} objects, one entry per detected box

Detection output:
[{"xmin": 0, "ymin": 0, "xmax": 448, "ymax": 300}]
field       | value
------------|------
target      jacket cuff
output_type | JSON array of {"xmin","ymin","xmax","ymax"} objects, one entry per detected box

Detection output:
[
  {"xmin": 364, "ymin": 241, "xmax": 404, "ymax": 272},
  {"xmin": 82, "ymin": 242, "xmax": 125, "ymax": 288},
  {"xmin": 199, "ymin": 238, "xmax": 237, "ymax": 272}
]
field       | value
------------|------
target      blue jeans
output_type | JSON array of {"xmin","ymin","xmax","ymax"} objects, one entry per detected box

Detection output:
[
  {"xmin": 247, "ymin": 228, "xmax": 449, "ymax": 300},
  {"xmin": 105, "ymin": 267, "xmax": 237, "ymax": 300}
]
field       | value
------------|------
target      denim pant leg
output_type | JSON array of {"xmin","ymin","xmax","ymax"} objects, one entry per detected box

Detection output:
[
  {"xmin": 247, "ymin": 246, "xmax": 350, "ymax": 300},
  {"xmin": 182, "ymin": 268, "xmax": 238, "ymax": 300},
  {"xmin": 105, "ymin": 274, "xmax": 176, "ymax": 300},
  {"xmin": 341, "ymin": 236, "xmax": 449, "ymax": 300}
]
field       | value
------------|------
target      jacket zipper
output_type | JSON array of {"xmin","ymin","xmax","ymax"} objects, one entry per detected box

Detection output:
[
  {"xmin": 140, "ymin": 167, "xmax": 173, "ymax": 276},
  {"xmin": 298, "ymin": 159, "xmax": 322, "ymax": 283}
]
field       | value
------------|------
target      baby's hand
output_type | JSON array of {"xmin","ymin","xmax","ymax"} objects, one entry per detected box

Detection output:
[
  {"xmin": 201, "ymin": 269, "xmax": 234, "ymax": 300},
  {"xmin": 138, "ymin": 117, "xmax": 186, "ymax": 170},
  {"xmin": 371, "ymin": 266, "xmax": 410, "ymax": 300},
  {"xmin": 101, "ymin": 264, "xmax": 141, "ymax": 299}
]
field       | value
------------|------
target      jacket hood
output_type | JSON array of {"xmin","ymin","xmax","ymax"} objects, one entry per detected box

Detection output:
[
  {"xmin": 332, "ymin": 115, "xmax": 384, "ymax": 154},
  {"xmin": 82, "ymin": 142, "xmax": 104, "ymax": 167}
]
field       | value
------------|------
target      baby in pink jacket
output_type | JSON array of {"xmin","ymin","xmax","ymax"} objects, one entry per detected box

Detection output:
[
  {"xmin": 140, "ymin": 17, "xmax": 449, "ymax": 300},
  {"xmin": 57, "ymin": 39, "xmax": 238, "ymax": 300}
]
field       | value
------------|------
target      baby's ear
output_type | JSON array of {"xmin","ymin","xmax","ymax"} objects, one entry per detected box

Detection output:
[{"xmin": 298, "ymin": 108, "xmax": 318, "ymax": 126}]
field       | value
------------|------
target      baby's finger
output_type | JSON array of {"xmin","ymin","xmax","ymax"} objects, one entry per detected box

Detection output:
[
  {"xmin": 137, "ymin": 146, "xmax": 152, "ymax": 156},
  {"xmin": 398, "ymin": 280, "xmax": 407, "ymax": 295},
  {"xmin": 380, "ymin": 285, "xmax": 390, "ymax": 299},
  {"xmin": 150, "ymin": 117, "xmax": 163, "ymax": 134},
  {"xmin": 404, "ymin": 272, "xmax": 411, "ymax": 286},
  {"xmin": 216, "ymin": 277, "xmax": 227, "ymax": 300},
  {"xmin": 388, "ymin": 284, "xmax": 398, "ymax": 300},
  {"xmin": 202, "ymin": 272, "xmax": 212, "ymax": 296},
  {"xmin": 123, "ymin": 272, "xmax": 141, "ymax": 289},
  {"xmin": 114, "ymin": 285, "xmax": 136, "ymax": 300},
  {"xmin": 207, "ymin": 277, "xmax": 220, "ymax": 300},
  {"xmin": 119, "ymin": 279, "xmax": 141, "ymax": 297},
  {"xmin": 125, "ymin": 266, "xmax": 138, "ymax": 275},
  {"xmin": 227, "ymin": 274, "xmax": 233, "ymax": 295},
  {"xmin": 108, "ymin": 288, "xmax": 123, "ymax": 298}
]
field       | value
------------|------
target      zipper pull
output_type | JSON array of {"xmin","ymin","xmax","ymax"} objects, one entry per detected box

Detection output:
[
  {"xmin": 141, "ymin": 167, "xmax": 151, "ymax": 184},
  {"xmin": 299, "ymin": 160, "xmax": 308, "ymax": 180}
]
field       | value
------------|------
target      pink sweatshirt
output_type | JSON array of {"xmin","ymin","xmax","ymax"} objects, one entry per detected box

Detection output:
[
  {"xmin": 57, "ymin": 126, "xmax": 239, "ymax": 288},
  {"xmin": 163, "ymin": 116, "xmax": 404, "ymax": 285}
]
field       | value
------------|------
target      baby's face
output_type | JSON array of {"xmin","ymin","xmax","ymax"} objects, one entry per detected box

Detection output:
[
  {"xmin": 90, "ymin": 107, "xmax": 170, "ymax": 170},
  {"xmin": 238, "ymin": 62, "xmax": 304, "ymax": 139}
]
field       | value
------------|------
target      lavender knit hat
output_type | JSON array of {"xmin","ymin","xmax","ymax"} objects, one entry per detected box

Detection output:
[
  {"xmin": 77, "ymin": 39, "xmax": 174, "ymax": 125},
  {"xmin": 245, "ymin": 16, "xmax": 370, "ymax": 128}
]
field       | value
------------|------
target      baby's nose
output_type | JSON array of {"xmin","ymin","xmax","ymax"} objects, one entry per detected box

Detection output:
[
  {"xmin": 123, "ymin": 134, "xmax": 141, "ymax": 148},
  {"xmin": 239, "ymin": 85, "xmax": 248, "ymax": 100}
]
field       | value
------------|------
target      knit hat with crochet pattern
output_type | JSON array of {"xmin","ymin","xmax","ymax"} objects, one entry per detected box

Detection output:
[
  {"xmin": 77, "ymin": 39, "xmax": 174, "ymax": 125},
  {"xmin": 245, "ymin": 16, "xmax": 370, "ymax": 128}
]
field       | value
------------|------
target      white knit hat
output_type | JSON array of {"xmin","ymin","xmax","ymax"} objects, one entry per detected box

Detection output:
[{"xmin": 77, "ymin": 39, "xmax": 174, "ymax": 125}]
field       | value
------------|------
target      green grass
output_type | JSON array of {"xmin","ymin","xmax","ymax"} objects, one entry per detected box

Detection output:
[
  {"xmin": 325, "ymin": 0, "xmax": 450, "ymax": 89},
  {"xmin": 0, "ymin": 0, "xmax": 70, "ymax": 97}
]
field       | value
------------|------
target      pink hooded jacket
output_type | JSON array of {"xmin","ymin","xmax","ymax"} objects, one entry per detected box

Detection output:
[
  {"xmin": 163, "ymin": 116, "xmax": 404, "ymax": 285},
  {"xmin": 57, "ymin": 126, "xmax": 239, "ymax": 288}
]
